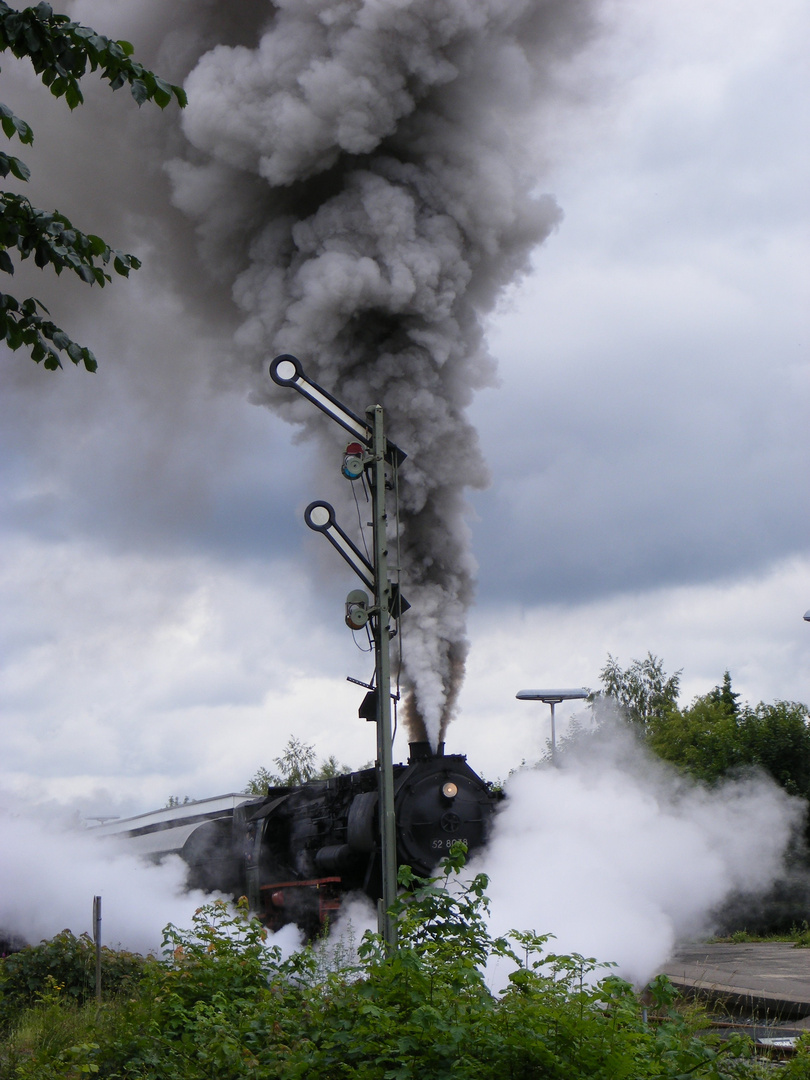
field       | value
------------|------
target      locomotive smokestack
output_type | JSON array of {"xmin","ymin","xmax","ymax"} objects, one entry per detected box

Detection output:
[{"xmin": 408, "ymin": 741, "xmax": 445, "ymax": 764}]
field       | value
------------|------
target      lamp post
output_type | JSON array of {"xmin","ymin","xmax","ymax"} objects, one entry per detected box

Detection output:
[{"xmin": 516, "ymin": 688, "xmax": 589, "ymax": 766}]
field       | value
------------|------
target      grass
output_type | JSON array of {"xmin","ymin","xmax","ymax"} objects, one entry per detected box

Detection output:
[
  {"xmin": 0, "ymin": 999, "xmax": 122, "ymax": 1078},
  {"xmin": 710, "ymin": 924, "xmax": 810, "ymax": 948}
]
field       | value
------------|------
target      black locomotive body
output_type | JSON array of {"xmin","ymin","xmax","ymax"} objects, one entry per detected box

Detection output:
[{"xmin": 100, "ymin": 743, "xmax": 500, "ymax": 934}]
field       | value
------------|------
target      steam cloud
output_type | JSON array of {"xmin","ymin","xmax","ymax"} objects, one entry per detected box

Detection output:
[
  {"xmin": 100, "ymin": 0, "xmax": 600, "ymax": 746},
  {"xmin": 3, "ymin": 728, "xmax": 795, "ymax": 987},
  {"xmin": 472, "ymin": 724, "xmax": 803, "ymax": 986},
  {"xmin": 0, "ymin": 808, "xmax": 211, "ymax": 954},
  {"xmin": 0, "ymin": 805, "xmax": 303, "ymax": 958}
]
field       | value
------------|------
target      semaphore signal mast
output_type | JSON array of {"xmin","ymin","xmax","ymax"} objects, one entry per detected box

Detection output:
[{"xmin": 269, "ymin": 354, "xmax": 408, "ymax": 951}]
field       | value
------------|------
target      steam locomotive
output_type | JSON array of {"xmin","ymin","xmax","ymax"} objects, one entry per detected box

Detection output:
[{"xmin": 94, "ymin": 742, "xmax": 500, "ymax": 934}]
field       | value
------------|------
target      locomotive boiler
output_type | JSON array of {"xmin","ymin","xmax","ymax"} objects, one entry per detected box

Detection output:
[{"xmin": 94, "ymin": 742, "xmax": 500, "ymax": 934}]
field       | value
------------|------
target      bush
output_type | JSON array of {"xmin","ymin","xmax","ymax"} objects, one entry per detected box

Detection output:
[
  {"xmin": 0, "ymin": 931, "xmax": 147, "ymax": 1031},
  {"xmin": 0, "ymin": 855, "xmax": 761, "ymax": 1079}
]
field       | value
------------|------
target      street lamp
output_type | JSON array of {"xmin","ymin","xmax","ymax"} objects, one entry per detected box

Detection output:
[
  {"xmin": 804, "ymin": 611, "xmax": 810, "ymax": 622},
  {"xmin": 516, "ymin": 688, "xmax": 589, "ymax": 766}
]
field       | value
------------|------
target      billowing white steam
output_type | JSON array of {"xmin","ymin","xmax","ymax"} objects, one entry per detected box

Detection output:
[
  {"xmin": 471, "ymin": 724, "xmax": 802, "ymax": 986},
  {"xmin": 0, "ymin": 807, "xmax": 301, "ymax": 957},
  {"xmin": 153, "ymin": 0, "xmax": 598, "ymax": 745},
  {"xmin": 2, "ymin": 724, "xmax": 799, "ymax": 983}
]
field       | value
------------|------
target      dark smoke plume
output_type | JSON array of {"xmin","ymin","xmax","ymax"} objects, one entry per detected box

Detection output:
[{"xmin": 72, "ymin": 0, "xmax": 598, "ymax": 745}]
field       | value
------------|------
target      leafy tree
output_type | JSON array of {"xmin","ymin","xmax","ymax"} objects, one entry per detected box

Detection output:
[
  {"xmin": 318, "ymin": 752, "xmax": 346, "ymax": 778},
  {"xmin": 245, "ymin": 736, "xmax": 350, "ymax": 793},
  {"xmin": 165, "ymin": 794, "xmax": 192, "ymax": 808},
  {"xmin": 647, "ymin": 672, "xmax": 810, "ymax": 799},
  {"xmin": 0, "ymin": 1, "xmax": 185, "ymax": 370},
  {"xmin": 734, "ymin": 700, "xmax": 810, "ymax": 798},
  {"xmin": 707, "ymin": 670, "xmax": 740, "ymax": 715},
  {"xmin": 243, "ymin": 764, "xmax": 279, "ymax": 796},
  {"xmin": 594, "ymin": 652, "xmax": 681, "ymax": 730},
  {"xmin": 0, "ymin": 930, "xmax": 147, "ymax": 1031},
  {"xmin": 647, "ymin": 692, "xmax": 744, "ymax": 784},
  {"xmin": 273, "ymin": 735, "xmax": 317, "ymax": 785}
]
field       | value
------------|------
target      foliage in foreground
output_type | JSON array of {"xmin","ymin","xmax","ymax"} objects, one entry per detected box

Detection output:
[
  {"xmin": 0, "ymin": 848, "xmax": 763, "ymax": 1080},
  {"xmin": 0, "ymin": 929, "xmax": 148, "ymax": 1031},
  {"xmin": 0, "ymin": 1, "xmax": 185, "ymax": 370}
]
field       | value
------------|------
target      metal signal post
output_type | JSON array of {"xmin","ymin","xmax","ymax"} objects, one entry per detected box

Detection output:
[
  {"xmin": 368, "ymin": 403, "xmax": 398, "ymax": 949},
  {"xmin": 269, "ymin": 355, "xmax": 404, "ymax": 950}
]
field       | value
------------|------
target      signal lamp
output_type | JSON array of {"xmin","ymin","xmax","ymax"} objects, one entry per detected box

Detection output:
[
  {"xmin": 442, "ymin": 782, "xmax": 458, "ymax": 800},
  {"xmin": 346, "ymin": 589, "xmax": 370, "ymax": 630},
  {"xmin": 342, "ymin": 441, "xmax": 365, "ymax": 480}
]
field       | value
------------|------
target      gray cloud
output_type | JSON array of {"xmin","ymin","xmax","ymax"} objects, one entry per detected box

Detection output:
[
  {"xmin": 0, "ymin": 0, "xmax": 808, "ymax": 809},
  {"xmin": 467, "ymin": 0, "xmax": 809, "ymax": 605}
]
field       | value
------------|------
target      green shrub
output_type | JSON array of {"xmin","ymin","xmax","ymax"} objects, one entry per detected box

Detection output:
[
  {"xmin": 0, "ymin": 855, "xmax": 763, "ymax": 1079},
  {"xmin": 0, "ymin": 931, "xmax": 148, "ymax": 1031}
]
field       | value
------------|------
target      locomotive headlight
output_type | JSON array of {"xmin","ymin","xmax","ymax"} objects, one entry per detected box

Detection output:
[{"xmin": 442, "ymin": 782, "xmax": 458, "ymax": 800}]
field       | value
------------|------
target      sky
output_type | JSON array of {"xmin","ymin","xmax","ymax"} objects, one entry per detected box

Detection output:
[{"xmin": 1, "ymin": 0, "xmax": 808, "ymax": 819}]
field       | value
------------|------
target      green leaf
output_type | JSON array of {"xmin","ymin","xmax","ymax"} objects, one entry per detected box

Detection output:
[
  {"xmin": 9, "ymin": 154, "xmax": 31, "ymax": 181},
  {"xmin": 14, "ymin": 116, "xmax": 34, "ymax": 144},
  {"xmin": 65, "ymin": 81, "xmax": 83, "ymax": 110},
  {"xmin": 86, "ymin": 234, "xmax": 107, "ymax": 256},
  {"xmin": 0, "ymin": 249, "xmax": 14, "ymax": 274},
  {"xmin": 130, "ymin": 78, "xmax": 148, "ymax": 106},
  {"xmin": 24, "ymin": 25, "xmax": 42, "ymax": 54},
  {"xmin": 153, "ymin": 81, "xmax": 172, "ymax": 109}
]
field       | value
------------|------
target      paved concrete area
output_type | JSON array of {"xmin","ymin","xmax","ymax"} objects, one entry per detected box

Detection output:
[{"xmin": 661, "ymin": 943, "xmax": 810, "ymax": 1020}]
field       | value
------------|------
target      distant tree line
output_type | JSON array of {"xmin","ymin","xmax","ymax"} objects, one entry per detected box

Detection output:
[
  {"xmin": 244, "ymin": 736, "xmax": 350, "ymax": 794},
  {"xmin": 589, "ymin": 652, "xmax": 810, "ymax": 803}
]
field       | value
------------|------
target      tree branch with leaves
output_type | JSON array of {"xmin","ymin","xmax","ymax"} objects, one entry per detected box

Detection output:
[{"xmin": 0, "ymin": 1, "xmax": 186, "ymax": 370}]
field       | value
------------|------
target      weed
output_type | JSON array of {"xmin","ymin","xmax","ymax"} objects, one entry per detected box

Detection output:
[{"xmin": 1, "ymin": 855, "xmax": 769, "ymax": 1079}]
